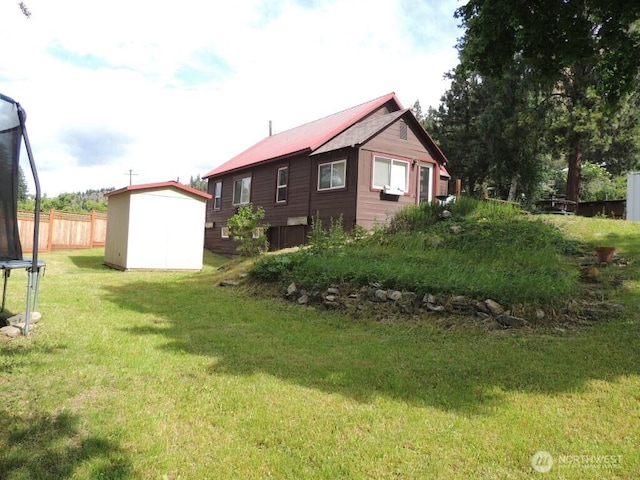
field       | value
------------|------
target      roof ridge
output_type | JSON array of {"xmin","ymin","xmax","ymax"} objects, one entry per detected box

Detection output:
[
  {"xmin": 203, "ymin": 92, "xmax": 401, "ymax": 178},
  {"xmin": 269, "ymin": 92, "xmax": 398, "ymax": 137}
]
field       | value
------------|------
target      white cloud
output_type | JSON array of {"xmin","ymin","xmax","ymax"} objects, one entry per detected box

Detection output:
[{"xmin": 0, "ymin": 0, "xmax": 462, "ymax": 196}]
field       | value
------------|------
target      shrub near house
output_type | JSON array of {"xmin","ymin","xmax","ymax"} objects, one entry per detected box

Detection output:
[{"xmin": 226, "ymin": 203, "xmax": 269, "ymax": 256}]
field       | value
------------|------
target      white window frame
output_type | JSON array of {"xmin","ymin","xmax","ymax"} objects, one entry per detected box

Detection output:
[
  {"xmin": 221, "ymin": 226, "xmax": 230, "ymax": 238},
  {"xmin": 213, "ymin": 181, "xmax": 222, "ymax": 210},
  {"xmin": 276, "ymin": 166, "xmax": 288, "ymax": 203},
  {"xmin": 232, "ymin": 176, "xmax": 251, "ymax": 205},
  {"xmin": 372, "ymin": 155, "xmax": 409, "ymax": 194},
  {"xmin": 317, "ymin": 159, "xmax": 346, "ymax": 191}
]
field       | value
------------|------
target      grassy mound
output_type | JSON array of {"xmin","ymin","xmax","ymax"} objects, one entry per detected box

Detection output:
[{"xmin": 250, "ymin": 199, "xmax": 582, "ymax": 307}]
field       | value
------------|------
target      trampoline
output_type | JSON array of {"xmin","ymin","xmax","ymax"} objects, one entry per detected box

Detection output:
[{"xmin": 0, "ymin": 92, "xmax": 44, "ymax": 335}]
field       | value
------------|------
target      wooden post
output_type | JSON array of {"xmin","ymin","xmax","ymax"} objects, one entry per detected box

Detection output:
[
  {"xmin": 47, "ymin": 208, "xmax": 55, "ymax": 252},
  {"xmin": 456, "ymin": 178, "xmax": 462, "ymax": 198},
  {"xmin": 89, "ymin": 210, "xmax": 96, "ymax": 248}
]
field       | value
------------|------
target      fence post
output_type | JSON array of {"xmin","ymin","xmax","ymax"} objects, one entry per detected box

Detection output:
[
  {"xmin": 47, "ymin": 208, "xmax": 55, "ymax": 252},
  {"xmin": 90, "ymin": 210, "xmax": 96, "ymax": 248}
]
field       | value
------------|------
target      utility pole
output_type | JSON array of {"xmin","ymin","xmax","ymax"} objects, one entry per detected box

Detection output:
[{"xmin": 125, "ymin": 169, "xmax": 138, "ymax": 186}]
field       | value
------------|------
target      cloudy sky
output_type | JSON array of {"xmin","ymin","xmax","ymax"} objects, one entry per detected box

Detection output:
[{"xmin": 0, "ymin": 0, "xmax": 463, "ymax": 196}]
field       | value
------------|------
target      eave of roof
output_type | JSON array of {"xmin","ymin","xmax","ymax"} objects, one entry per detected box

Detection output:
[
  {"xmin": 311, "ymin": 110, "xmax": 407, "ymax": 155},
  {"xmin": 311, "ymin": 108, "xmax": 450, "ymax": 168},
  {"xmin": 105, "ymin": 180, "xmax": 212, "ymax": 200},
  {"xmin": 203, "ymin": 92, "xmax": 402, "ymax": 178}
]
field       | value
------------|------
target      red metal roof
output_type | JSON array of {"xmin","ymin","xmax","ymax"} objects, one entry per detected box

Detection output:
[
  {"xmin": 105, "ymin": 180, "xmax": 212, "ymax": 200},
  {"xmin": 203, "ymin": 92, "xmax": 402, "ymax": 178}
]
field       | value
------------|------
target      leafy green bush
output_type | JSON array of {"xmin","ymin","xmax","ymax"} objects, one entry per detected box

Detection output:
[
  {"xmin": 227, "ymin": 203, "xmax": 270, "ymax": 256},
  {"xmin": 307, "ymin": 213, "xmax": 351, "ymax": 251}
]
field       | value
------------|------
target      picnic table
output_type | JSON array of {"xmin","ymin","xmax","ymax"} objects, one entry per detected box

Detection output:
[{"xmin": 535, "ymin": 196, "xmax": 577, "ymax": 214}]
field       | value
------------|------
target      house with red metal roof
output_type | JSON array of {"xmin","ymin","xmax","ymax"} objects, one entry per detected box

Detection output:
[{"xmin": 202, "ymin": 93, "xmax": 450, "ymax": 254}]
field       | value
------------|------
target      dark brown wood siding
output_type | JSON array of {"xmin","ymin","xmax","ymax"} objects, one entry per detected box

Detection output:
[
  {"xmin": 204, "ymin": 153, "xmax": 314, "ymax": 253},
  {"xmin": 203, "ymin": 103, "xmax": 442, "ymax": 253},
  {"xmin": 308, "ymin": 147, "xmax": 359, "ymax": 232},
  {"xmin": 355, "ymin": 119, "xmax": 442, "ymax": 229}
]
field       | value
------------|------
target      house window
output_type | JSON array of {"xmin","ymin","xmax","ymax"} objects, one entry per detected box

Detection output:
[
  {"xmin": 253, "ymin": 227, "xmax": 265, "ymax": 239},
  {"xmin": 276, "ymin": 166, "xmax": 288, "ymax": 203},
  {"xmin": 213, "ymin": 181, "xmax": 222, "ymax": 210},
  {"xmin": 221, "ymin": 227, "xmax": 230, "ymax": 238},
  {"xmin": 318, "ymin": 159, "xmax": 346, "ymax": 191},
  {"xmin": 373, "ymin": 155, "xmax": 409, "ymax": 193},
  {"xmin": 232, "ymin": 176, "xmax": 251, "ymax": 205}
]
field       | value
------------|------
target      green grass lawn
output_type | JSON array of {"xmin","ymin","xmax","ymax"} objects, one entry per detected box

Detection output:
[{"xmin": 1, "ymin": 217, "xmax": 639, "ymax": 479}]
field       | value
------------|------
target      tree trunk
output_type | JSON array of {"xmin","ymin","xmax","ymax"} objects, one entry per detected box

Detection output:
[
  {"xmin": 565, "ymin": 139, "xmax": 583, "ymax": 207},
  {"xmin": 507, "ymin": 176, "xmax": 518, "ymax": 202}
]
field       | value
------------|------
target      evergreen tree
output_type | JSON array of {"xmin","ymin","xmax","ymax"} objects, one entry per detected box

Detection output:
[
  {"xmin": 189, "ymin": 174, "xmax": 208, "ymax": 192},
  {"xmin": 456, "ymin": 0, "xmax": 640, "ymax": 203},
  {"xmin": 18, "ymin": 166, "xmax": 28, "ymax": 201}
]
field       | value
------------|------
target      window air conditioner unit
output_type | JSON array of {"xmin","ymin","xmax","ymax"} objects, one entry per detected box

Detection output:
[{"xmin": 383, "ymin": 185, "xmax": 404, "ymax": 196}]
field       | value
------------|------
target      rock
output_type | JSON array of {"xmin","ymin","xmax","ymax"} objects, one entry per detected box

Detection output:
[
  {"xmin": 373, "ymin": 289, "xmax": 388, "ymax": 302},
  {"xmin": 297, "ymin": 295, "xmax": 309, "ymax": 305},
  {"xmin": 388, "ymin": 290, "xmax": 403, "ymax": 302},
  {"xmin": 395, "ymin": 292, "xmax": 417, "ymax": 314},
  {"xmin": 425, "ymin": 303, "xmax": 445, "ymax": 312},
  {"xmin": 449, "ymin": 225, "xmax": 463, "ymax": 234},
  {"xmin": 451, "ymin": 296, "xmax": 471, "ymax": 311},
  {"xmin": 402, "ymin": 292, "xmax": 417, "ymax": 303},
  {"xmin": 484, "ymin": 320, "xmax": 504, "ymax": 331},
  {"xmin": 485, "ymin": 299, "xmax": 505, "ymax": 315},
  {"xmin": 496, "ymin": 313, "xmax": 527, "ymax": 328},
  {"xmin": 439, "ymin": 210, "xmax": 452, "ymax": 219},
  {"xmin": 476, "ymin": 312, "xmax": 491, "ymax": 320},
  {"xmin": 474, "ymin": 301, "xmax": 490, "ymax": 315},
  {"xmin": 219, "ymin": 280, "xmax": 238, "ymax": 287},
  {"xmin": 322, "ymin": 299, "xmax": 339, "ymax": 309},
  {"xmin": 13, "ymin": 322, "xmax": 37, "ymax": 333},
  {"xmin": 325, "ymin": 295, "xmax": 337, "ymax": 303},
  {"xmin": 422, "ymin": 293, "xmax": 437, "ymax": 304},
  {"xmin": 326, "ymin": 287, "xmax": 340, "ymax": 295},
  {"xmin": 6, "ymin": 311, "xmax": 42, "ymax": 325},
  {"xmin": 286, "ymin": 282, "xmax": 297, "ymax": 296},
  {"xmin": 0, "ymin": 325, "xmax": 22, "ymax": 338},
  {"xmin": 536, "ymin": 308, "xmax": 545, "ymax": 320}
]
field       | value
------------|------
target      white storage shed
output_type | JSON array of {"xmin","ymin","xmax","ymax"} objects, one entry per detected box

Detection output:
[
  {"xmin": 627, "ymin": 172, "xmax": 640, "ymax": 222},
  {"xmin": 104, "ymin": 181, "xmax": 212, "ymax": 271}
]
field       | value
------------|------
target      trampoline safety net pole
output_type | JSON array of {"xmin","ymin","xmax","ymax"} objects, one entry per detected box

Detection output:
[{"xmin": 17, "ymin": 103, "xmax": 41, "ymax": 335}]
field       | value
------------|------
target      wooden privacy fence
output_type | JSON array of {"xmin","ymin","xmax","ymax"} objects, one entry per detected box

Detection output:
[{"xmin": 17, "ymin": 209, "xmax": 108, "ymax": 253}]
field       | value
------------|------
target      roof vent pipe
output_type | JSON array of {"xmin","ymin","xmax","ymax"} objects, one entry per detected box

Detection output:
[{"xmin": 269, "ymin": 120, "xmax": 272, "ymax": 136}]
